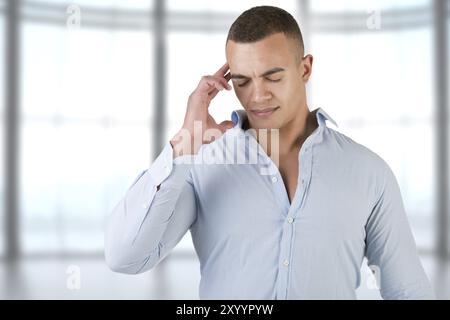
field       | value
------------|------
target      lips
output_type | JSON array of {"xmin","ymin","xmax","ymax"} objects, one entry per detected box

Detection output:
[{"xmin": 250, "ymin": 106, "xmax": 280, "ymax": 118}]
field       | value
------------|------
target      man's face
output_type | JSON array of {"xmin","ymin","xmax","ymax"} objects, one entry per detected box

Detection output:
[{"xmin": 226, "ymin": 32, "xmax": 312, "ymax": 130}]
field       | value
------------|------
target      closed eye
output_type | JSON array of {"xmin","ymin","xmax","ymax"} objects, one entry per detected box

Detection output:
[{"xmin": 238, "ymin": 78, "xmax": 282, "ymax": 87}]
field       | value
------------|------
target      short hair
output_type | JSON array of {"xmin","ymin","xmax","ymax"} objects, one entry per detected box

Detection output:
[{"xmin": 226, "ymin": 6, "xmax": 304, "ymax": 59}]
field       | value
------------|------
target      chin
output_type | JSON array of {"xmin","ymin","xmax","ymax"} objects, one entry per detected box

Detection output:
[{"xmin": 248, "ymin": 117, "xmax": 282, "ymax": 131}]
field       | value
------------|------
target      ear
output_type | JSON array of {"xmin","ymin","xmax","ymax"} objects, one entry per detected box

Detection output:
[{"xmin": 300, "ymin": 54, "xmax": 313, "ymax": 83}]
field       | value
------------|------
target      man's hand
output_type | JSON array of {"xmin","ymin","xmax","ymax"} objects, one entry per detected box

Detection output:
[{"xmin": 170, "ymin": 63, "xmax": 234, "ymax": 157}]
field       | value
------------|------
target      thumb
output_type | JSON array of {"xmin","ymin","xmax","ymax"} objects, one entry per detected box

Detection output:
[{"xmin": 218, "ymin": 120, "xmax": 235, "ymax": 132}]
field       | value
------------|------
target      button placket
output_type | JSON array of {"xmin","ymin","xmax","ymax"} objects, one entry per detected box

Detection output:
[
  {"xmin": 277, "ymin": 225, "xmax": 292, "ymax": 299},
  {"xmin": 291, "ymin": 147, "xmax": 313, "ymax": 217}
]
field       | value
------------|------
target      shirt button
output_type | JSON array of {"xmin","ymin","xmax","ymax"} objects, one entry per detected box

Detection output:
[
  {"xmin": 287, "ymin": 217, "xmax": 294, "ymax": 224},
  {"xmin": 283, "ymin": 260, "xmax": 289, "ymax": 267},
  {"xmin": 271, "ymin": 176, "xmax": 278, "ymax": 183},
  {"xmin": 142, "ymin": 204, "xmax": 148, "ymax": 209}
]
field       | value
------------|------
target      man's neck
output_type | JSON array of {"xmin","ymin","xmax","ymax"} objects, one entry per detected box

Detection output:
[
  {"xmin": 278, "ymin": 108, "xmax": 318, "ymax": 155},
  {"xmin": 244, "ymin": 107, "xmax": 318, "ymax": 158}
]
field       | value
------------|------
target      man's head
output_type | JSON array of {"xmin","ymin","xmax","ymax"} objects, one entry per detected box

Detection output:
[{"xmin": 225, "ymin": 6, "xmax": 313, "ymax": 130}]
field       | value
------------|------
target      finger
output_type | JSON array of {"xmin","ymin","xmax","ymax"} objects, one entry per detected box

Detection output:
[
  {"xmin": 208, "ymin": 88, "xmax": 219, "ymax": 99},
  {"xmin": 203, "ymin": 76, "xmax": 229, "ymax": 93},
  {"xmin": 215, "ymin": 76, "xmax": 232, "ymax": 90},
  {"xmin": 198, "ymin": 77, "xmax": 222, "ymax": 95},
  {"xmin": 218, "ymin": 120, "xmax": 235, "ymax": 132},
  {"xmin": 208, "ymin": 78, "xmax": 231, "ymax": 97},
  {"xmin": 214, "ymin": 62, "xmax": 229, "ymax": 77},
  {"xmin": 224, "ymin": 71, "xmax": 231, "ymax": 82},
  {"xmin": 209, "ymin": 75, "xmax": 230, "ymax": 89},
  {"xmin": 208, "ymin": 80, "xmax": 225, "ymax": 93},
  {"xmin": 214, "ymin": 65, "xmax": 232, "ymax": 89}
]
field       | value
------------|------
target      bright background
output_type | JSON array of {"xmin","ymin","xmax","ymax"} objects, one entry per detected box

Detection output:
[{"xmin": 0, "ymin": 0, "xmax": 449, "ymax": 299}]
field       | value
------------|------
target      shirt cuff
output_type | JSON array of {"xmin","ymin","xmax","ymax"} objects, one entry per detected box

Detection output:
[{"xmin": 147, "ymin": 141, "xmax": 195, "ymax": 187}]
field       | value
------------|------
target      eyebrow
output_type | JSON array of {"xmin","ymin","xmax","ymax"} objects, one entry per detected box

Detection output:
[{"xmin": 230, "ymin": 67, "xmax": 285, "ymax": 80}]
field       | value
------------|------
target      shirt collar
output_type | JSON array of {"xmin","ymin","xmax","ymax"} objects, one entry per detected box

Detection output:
[
  {"xmin": 230, "ymin": 107, "xmax": 338, "ymax": 130},
  {"xmin": 314, "ymin": 108, "xmax": 338, "ymax": 128}
]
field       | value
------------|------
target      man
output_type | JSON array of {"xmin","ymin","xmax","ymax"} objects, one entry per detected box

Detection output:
[{"xmin": 105, "ymin": 6, "xmax": 434, "ymax": 299}]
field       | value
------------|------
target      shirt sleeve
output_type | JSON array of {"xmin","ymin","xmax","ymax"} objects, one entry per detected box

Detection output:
[
  {"xmin": 364, "ymin": 162, "xmax": 435, "ymax": 300},
  {"xmin": 104, "ymin": 141, "xmax": 197, "ymax": 274}
]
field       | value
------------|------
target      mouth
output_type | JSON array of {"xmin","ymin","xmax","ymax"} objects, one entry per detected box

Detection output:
[{"xmin": 250, "ymin": 106, "xmax": 280, "ymax": 118}]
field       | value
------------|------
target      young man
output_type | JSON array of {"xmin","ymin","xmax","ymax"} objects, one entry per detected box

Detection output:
[{"xmin": 105, "ymin": 6, "xmax": 434, "ymax": 299}]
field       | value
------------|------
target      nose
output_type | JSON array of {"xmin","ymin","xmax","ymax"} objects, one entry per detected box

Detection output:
[{"xmin": 251, "ymin": 81, "xmax": 272, "ymax": 104}]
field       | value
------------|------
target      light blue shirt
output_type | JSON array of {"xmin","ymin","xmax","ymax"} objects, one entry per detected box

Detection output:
[{"xmin": 105, "ymin": 108, "xmax": 434, "ymax": 299}]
